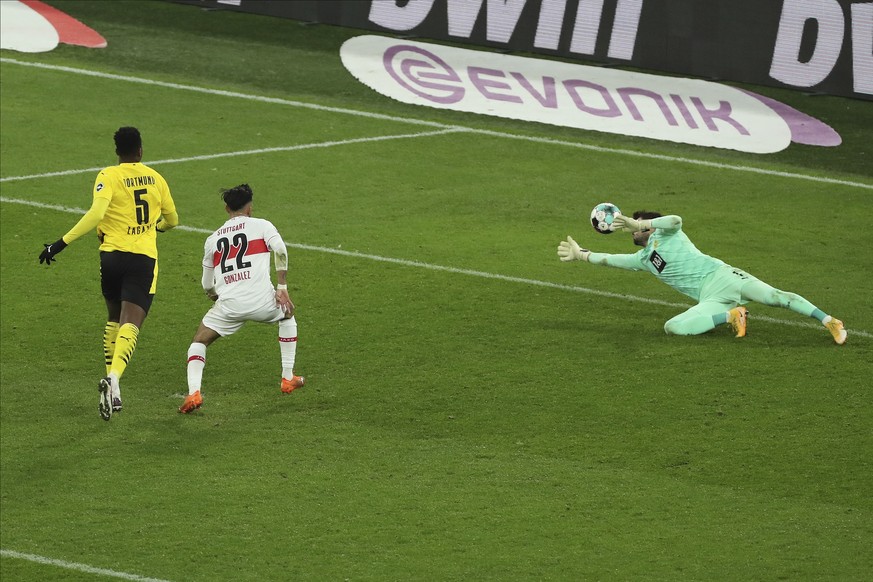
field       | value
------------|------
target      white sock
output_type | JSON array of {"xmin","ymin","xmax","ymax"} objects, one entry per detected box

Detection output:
[
  {"xmin": 109, "ymin": 373, "xmax": 121, "ymax": 398},
  {"xmin": 822, "ymin": 315, "xmax": 833, "ymax": 325},
  {"xmin": 187, "ymin": 343, "xmax": 207, "ymax": 395},
  {"xmin": 278, "ymin": 317, "xmax": 298, "ymax": 379}
]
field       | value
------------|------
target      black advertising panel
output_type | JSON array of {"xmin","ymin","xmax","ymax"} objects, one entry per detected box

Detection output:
[{"xmin": 171, "ymin": 0, "xmax": 872, "ymax": 100}]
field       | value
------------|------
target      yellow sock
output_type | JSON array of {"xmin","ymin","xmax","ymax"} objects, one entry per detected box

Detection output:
[
  {"xmin": 109, "ymin": 323, "xmax": 140, "ymax": 380},
  {"xmin": 103, "ymin": 321, "xmax": 120, "ymax": 374}
]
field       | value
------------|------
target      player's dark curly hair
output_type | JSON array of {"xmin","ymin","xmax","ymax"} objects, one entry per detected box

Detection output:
[
  {"xmin": 633, "ymin": 210, "xmax": 662, "ymax": 220},
  {"xmin": 221, "ymin": 184, "xmax": 254, "ymax": 211},
  {"xmin": 114, "ymin": 127, "xmax": 142, "ymax": 157}
]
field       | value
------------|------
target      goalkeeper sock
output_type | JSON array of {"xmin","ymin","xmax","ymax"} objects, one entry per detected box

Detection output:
[
  {"xmin": 814, "ymin": 310, "xmax": 828, "ymax": 323},
  {"xmin": 103, "ymin": 321, "xmax": 120, "ymax": 374},
  {"xmin": 109, "ymin": 323, "xmax": 139, "ymax": 381},
  {"xmin": 187, "ymin": 343, "xmax": 207, "ymax": 395},
  {"xmin": 278, "ymin": 317, "xmax": 298, "ymax": 379}
]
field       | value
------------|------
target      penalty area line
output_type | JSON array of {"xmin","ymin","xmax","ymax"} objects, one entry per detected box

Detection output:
[
  {"xmin": 0, "ymin": 549, "xmax": 172, "ymax": 582},
  {"xmin": 2, "ymin": 196, "xmax": 868, "ymax": 339},
  {"xmin": 0, "ymin": 128, "xmax": 467, "ymax": 183}
]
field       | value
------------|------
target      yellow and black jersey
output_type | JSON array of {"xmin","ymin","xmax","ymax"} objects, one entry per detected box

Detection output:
[{"xmin": 93, "ymin": 163, "xmax": 176, "ymax": 259}]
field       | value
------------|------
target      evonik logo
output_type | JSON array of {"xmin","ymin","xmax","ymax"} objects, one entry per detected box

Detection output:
[{"xmin": 341, "ymin": 36, "xmax": 840, "ymax": 154}]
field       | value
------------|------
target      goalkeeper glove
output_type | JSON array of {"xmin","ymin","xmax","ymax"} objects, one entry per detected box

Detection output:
[
  {"xmin": 39, "ymin": 238, "xmax": 67, "ymax": 265},
  {"xmin": 557, "ymin": 236, "xmax": 590, "ymax": 262},
  {"xmin": 612, "ymin": 214, "xmax": 651, "ymax": 233}
]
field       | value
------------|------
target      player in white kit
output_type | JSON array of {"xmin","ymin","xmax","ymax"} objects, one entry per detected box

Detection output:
[{"xmin": 180, "ymin": 184, "xmax": 304, "ymax": 413}]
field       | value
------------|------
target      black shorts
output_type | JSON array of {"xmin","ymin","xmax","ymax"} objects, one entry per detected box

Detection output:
[{"xmin": 100, "ymin": 251, "xmax": 156, "ymax": 313}]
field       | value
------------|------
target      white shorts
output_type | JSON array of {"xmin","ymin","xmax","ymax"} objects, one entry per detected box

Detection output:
[{"xmin": 201, "ymin": 297, "xmax": 288, "ymax": 337}]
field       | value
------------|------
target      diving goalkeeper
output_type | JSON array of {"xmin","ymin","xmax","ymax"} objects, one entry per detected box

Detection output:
[{"xmin": 557, "ymin": 211, "xmax": 847, "ymax": 344}]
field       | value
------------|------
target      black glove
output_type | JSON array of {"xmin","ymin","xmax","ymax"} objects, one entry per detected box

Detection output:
[{"xmin": 39, "ymin": 238, "xmax": 68, "ymax": 265}]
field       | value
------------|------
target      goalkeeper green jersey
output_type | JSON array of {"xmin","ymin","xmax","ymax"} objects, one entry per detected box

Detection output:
[
  {"xmin": 588, "ymin": 217, "xmax": 725, "ymax": 301},
  {"xmin": 91, "ymin": 163, "xmax": 175, "ymax": 259}
]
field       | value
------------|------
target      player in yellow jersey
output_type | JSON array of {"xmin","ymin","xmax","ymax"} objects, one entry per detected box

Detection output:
[{"xmin": 38, "ymin": 127, "xmax": 180, "ymax": 420}]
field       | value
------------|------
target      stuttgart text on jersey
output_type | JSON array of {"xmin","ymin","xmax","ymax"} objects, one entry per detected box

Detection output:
[{"xmin": 216, "ymin": 222, "xmax": 245, "ymax": 236}]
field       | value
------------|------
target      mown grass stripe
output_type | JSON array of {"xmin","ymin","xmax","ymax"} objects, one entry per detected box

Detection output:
[
  {"xmin": 4, "ymin": 196, "xmax": 867, "ymax": 339},
  {"xmin": 0, "ymin": 129, "xmax": 467, "ymax": 183},
  {"xmin": 2, "ymin": 57, "xmax": 871, "ymax": 191}
]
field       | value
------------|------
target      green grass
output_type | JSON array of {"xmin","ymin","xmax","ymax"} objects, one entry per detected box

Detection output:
[{"xmin": 2, "ymin": 1, "xmax": 872, "ymax": 580}]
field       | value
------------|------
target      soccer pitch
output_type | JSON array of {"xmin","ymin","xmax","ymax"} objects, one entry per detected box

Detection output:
[{"xmin": 1, "ymin": 2, "xmax": 872, "ymax": 580}]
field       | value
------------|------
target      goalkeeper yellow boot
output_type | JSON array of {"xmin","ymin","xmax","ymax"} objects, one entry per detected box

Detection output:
[
  {"xmin": 179, "ymin": 391, "xmax": 203, "ymax": 414},
  {"xmin": 281, "ymin": 375, "xmax": 306, "ymax": 394},
  {"xmin": 727, "ymin": 306, "xmax": 748, "ymax": 338},
  {"xmin": 824, "ymin": 317, "xmax": 847, "ymax": 345}
]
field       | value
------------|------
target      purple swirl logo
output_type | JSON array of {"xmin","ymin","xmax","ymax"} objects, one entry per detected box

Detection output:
[{"xmin": 383, "ymin": 45, "xmax": 465, "ymax": 104}]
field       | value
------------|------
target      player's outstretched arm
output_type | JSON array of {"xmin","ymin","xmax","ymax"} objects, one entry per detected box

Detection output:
[
  {"xmin": 557, "ymin": 237, "xmax": 643, "ymax": 271},
  {"xmin": 38, "ymin": 197, "xmax": 111, "ymax": 265},
  {"xmin": 652, "ymin": 215, "xmax": 682, "ymax": 231},
  {"xmin": 613, "ymin": 214, "xmax": 682, "ymax": 232},
  {"xmin": 557, "ymin": 236, "xmax": 591, "ymax": 262}
]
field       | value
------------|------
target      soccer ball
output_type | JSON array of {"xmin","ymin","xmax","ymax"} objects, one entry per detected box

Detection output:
[{"xmin": 590, "ymin": 202, "xmax": 622, "ymax": 234}]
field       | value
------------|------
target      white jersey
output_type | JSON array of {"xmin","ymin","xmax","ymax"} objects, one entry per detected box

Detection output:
[{"xmin": 202, "ymin": 216, "xmax": 284, "ymax": 312}]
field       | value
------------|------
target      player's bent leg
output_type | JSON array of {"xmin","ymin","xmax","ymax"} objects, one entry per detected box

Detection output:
[
  {"xmin": 109, "ymin": 323, "xmax": 139, "ymax": 380},
  {"xmin": 100, "ymin": 321, "xmax": 124, "ymax": 412},
  {"xmin": 186, "ymin": 333, "xmax": 215, "ymax": 399},
  {"xmin": 741, "ymin": 280, "xmax": 846, "ymax": 344},
  {"xmin": 741, "ymin": 280, "xmax": 816, "ymax": 316},
  {"xmin": 182, "ymin": 324, "xmax": 222, "ymax": 414},
  {"xmin": 664, "ymin": 302, "xmax": 732, "ymax": 336},
  {"xmin": 664, "ymin": 313, "xmax": 715, "ymax": 335},
  {"xmin": 103, "ymin": 321, "xmax": 119, "ymax": 375},
  {"xmin": 278, "ymin": 316, "xmax": 304, "ymax": 393},
  {"xmin": 184, "ymin": 341, "xmax": 207, "ymax": 411}
]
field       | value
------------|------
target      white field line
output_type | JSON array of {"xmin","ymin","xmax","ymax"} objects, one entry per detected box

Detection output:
[
  {"xmin": 0, "ymin": 129, "xmax": 468, "ymax": 183},
  {"xmin": 0, "ymin": 549, "xmax": 172, "ymax": 582},
  {"xmin": 2, "ymin": 57, "xmax": 872, "ymax": 191},
  {"xmin": 3, "ymin": 196, "xmax": 869, "ymax": 339}
]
